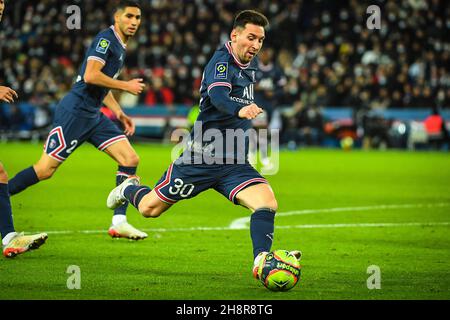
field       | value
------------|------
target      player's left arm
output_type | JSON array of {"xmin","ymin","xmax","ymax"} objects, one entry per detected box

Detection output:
[{"xmin": 103, "ymin": 91, "xmax": 135, "ymax": 136}]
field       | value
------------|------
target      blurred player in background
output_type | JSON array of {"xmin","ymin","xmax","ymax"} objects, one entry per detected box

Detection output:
[
  {"xmin": 0, "ymin": 0, "xmax": 48, "ymax": 258},
  {"xmin": 106, "ymin": 10, "xmax": 301, "ymax": 282},
  {"xmin": 250, "ymin": 47, "xmax": 287, "ymax": 170},
  {"xmin": 7, "ymin": 0, "xmax": 148, "ymax": 240}
]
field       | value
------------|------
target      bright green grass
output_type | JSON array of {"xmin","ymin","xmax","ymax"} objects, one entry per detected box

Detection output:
[{"xmin": 0, "ymin": 143, "xmax": 449, "ymax": 300}]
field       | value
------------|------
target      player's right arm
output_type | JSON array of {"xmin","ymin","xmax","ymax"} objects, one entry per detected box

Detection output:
[
  {"xmin": 0, "ymin": 86, "xmax": 18, "ymax": 103},
  {"xmin": 83, "ymin": 60, "xmax": 145, "ymax": 95},
  {"xmin": 206, "ymin": 56, "xmax": 263, "ymax": 120}
]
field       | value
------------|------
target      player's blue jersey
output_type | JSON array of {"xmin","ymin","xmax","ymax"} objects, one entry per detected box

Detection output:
[
  {"xmin": 60, "ymin": 26, "xmax": 126, "ymax": 118},
  {"xmin": 179, "ymin": 42, "xmax": 259, "ymax": 164},
  {"xmin": 255, "ymin": 61, "xmax": 287, "ymax": 112},
  {"xmin": 197, "ymin": 41, "xmax": 257, "ymax": 130}
]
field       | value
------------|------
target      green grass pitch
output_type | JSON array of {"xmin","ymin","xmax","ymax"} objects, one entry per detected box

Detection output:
[{"xmin": 0, "ymin": 142, "xmax": 449, "ymax": 300}]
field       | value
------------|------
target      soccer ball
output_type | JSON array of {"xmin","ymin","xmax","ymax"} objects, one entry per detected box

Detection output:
[{"xmin": 258, "ymin": 250, "xmax": 301, "ymax": 292}]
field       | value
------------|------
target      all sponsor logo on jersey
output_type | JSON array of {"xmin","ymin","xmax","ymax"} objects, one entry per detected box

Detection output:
[
  {"xmin": 96, "ymin": 38, "xmax": 110, "ymax": 54},
  {"xmin": 214, "ymin": 62, "xmax": 228, "ymax": 79},
  {"xmin": 242, "ymin": 84, "xmax": 254, "ymax": 100}
]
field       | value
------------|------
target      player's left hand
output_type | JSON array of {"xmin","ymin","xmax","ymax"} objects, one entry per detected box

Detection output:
[{"xmin": 117, "ymin": 112, "xmax": 135, "ymax": 136}]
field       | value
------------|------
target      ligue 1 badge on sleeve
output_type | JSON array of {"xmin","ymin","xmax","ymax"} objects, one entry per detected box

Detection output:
[
  {"xmin": 214, "ymin": 62, "xmax": 228, "ymax": 79},
  {"xmin": 96, "ymin": 38, "xmax": 110, "ymax": 54}
]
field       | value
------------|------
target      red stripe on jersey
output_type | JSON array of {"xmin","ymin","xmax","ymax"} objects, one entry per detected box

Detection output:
[
  {"xmin": 98, "ymin": 135, "xmax": 127, "ymax": 151},
  {"xmin": 207, "ymin": 82, "xmax": 232, "ymax": 93},
  {"xmin": 154, "ymin": 163, "xmax": 177, "ymax": 204}
]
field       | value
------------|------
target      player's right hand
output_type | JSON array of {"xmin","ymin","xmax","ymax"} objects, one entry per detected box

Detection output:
[
  {"xmin": 0, "ymin": 86, "xmax": 18, "ymax": 103},
  {"xmin": 125, "ymin": 78, "xmax": 145, "ymax": 95},
  {"xmin": 238, "ymin": 103, "xmax": 264, "ymax": 120}
]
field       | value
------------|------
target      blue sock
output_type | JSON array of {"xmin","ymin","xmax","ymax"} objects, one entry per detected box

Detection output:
[
  {"xmin": 123, "ymin": 185, "xmax": 151, "ymax": 209},
  {"xmin": 250, "ymin": 208, "xmax": 276, "ymax": 259},
  {"xmin": 0, "ymin": 184, "xmax": 15, "ymax": 239},
  {"xmin": 114, "ymin": 166, "xmax": 137, "ymax": 217},
  {"xmin": 8, "ymin": 166, "xmax": 39, "ymax": 195}
]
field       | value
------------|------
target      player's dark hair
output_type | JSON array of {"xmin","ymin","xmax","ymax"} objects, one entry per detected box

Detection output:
[
  {"xmin": 117, "ymin": 0, "xmax": 141, "ymax": 11},
  {"xmin": 233, "ymin": 10, "xmax": 269, "ymax": 30}
]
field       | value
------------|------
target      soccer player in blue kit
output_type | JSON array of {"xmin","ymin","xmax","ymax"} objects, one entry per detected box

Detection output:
[
  {"xmin": 7, "ymin": 0, "xmax": 148, "ymax": 241},
  {"xmin": 107, "ymin": 10, "xmax": 301, "ymax": 281},
  {"xmin": 0, "ymin": 0, "xmax": 48, "ymax": 257}
]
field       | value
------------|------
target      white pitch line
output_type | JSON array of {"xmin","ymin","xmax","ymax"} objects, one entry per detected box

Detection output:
[
  {"xmin": 229, "ymin": 202, "xmax": 450, "ymax": 229},
  {"xmin": 29, "ymin": 203, "xmax": 450, "ymax": 236},
  {"xmin": 36, "ymin": 221, "xmax": 450, "ymax": 236}
]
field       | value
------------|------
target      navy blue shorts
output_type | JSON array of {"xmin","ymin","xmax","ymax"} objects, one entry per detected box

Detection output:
[
  {"xmin": 153, "ymin": 162, "xmax": 268, "ymax": 205},
  {"xmin": 44, "ymin": 107, "xmax": 126, "ymax": 162}
]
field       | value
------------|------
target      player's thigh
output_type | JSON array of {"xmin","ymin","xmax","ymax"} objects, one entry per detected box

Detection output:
[
  {"xmin": 88, "ymin": 114, "xmax": 137, "ymax": 166},
  {"xmin": 103, "ymin": 139, "xmax": 139, "ymax": 167},
  {"xmin": 214, "ymin": 164, "xmax": 273, "ymax": 210},
  {"xmin": 235, "ymin": 183, "xmax": 278, "ymax": 212},
  {"xmin": 0, "ymin": 162, "xmax": 7, "ymax": 183}
]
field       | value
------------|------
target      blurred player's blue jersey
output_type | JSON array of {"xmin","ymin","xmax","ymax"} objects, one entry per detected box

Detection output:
[
  {"xmin": 60, "ymin": 26, "xmax": 126, "ymax": 118},
  {"xmin": 180, "ymin": 42, "xmax": 259, "ymax": 164},
  {"xmin": 44, "ymin": 26, "xmax": 128, "ymax": 162},
  {"xmin": 255, "ymin": 60, "xmax": 286, "ymax": 115}
]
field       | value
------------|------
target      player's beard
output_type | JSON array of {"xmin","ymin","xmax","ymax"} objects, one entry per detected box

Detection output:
[{"xmin": 119, "ymin": 25, "xmax": 136, "ymax": 40}]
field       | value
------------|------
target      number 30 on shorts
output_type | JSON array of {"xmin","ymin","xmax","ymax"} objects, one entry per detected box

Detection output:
[{"xmin": 168, "ymin": 178, "xmax": 195, "ymax": 198}]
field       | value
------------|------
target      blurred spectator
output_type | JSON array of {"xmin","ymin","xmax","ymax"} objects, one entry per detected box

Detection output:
[
  {"xmin": 424, "ymin": 107, "xmax": 449, "ymax": 150},
  {"xmin": 255, "ymin": 47, "xmax": 287, "ymax": 124},
  {"xmin": 281, "ymin": 101, "xmax": 324, "ymax": 147},
  {"xmin": 143, "ymin": 77, "xmax": 175, "ymax": 109},
  {"xmin": 0, "ymin": 105, "xmax": 7, "ymax": 130},
  {"xmin": 0, "ymin": 0, "xmax": 447, "ymax": 128},
  {"xmin": 8, "ymin": 105, "xmax": 25, "ymax": 131}
]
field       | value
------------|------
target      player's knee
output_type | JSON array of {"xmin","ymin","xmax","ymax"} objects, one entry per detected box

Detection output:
[
  {"xmin": 263, "ymin": 198, "xmax": 278, "ymax": 212},
  {"xmin": 141, "ymin": 207, "xmax": 163, "ymax": 218},
  {"xmin": 122, "ymin": 153, "xmax": 140, "ymax": 167}
]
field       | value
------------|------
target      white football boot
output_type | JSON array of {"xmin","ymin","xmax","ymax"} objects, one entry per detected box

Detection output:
[
  {"xmin": 107, "ymin": 176, "xmax": 140, "ymax": 209},
  {"xmin": 108, "ymin": 222, "xmax": 148, "ymax": 240},
  {"xmin": 2, "ymin": 232, "xmax": 48, "ymax": 258}
]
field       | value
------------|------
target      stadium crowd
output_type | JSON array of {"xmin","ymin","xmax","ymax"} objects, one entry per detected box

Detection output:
[{"xmin": 0, "ymin": 0, "xmax": 449, "ymax": 138}]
